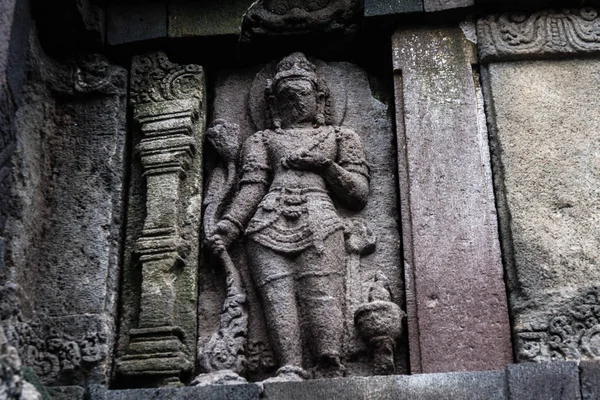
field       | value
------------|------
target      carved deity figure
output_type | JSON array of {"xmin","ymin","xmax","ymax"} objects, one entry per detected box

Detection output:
[{"xmin": 208, "ymin": 52, "xmax": 370, "ymax": 381}]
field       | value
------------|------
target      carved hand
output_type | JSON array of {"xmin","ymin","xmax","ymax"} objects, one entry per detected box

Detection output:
[
  {"xmin": 206, "ymin": 219, "xmax": 240, "ymax": 254},
  {"xmin": 281, "ymin": 150, "xmax": 332, "ymax": 171}
]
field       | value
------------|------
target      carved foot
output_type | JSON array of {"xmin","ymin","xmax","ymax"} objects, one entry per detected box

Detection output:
[
  {"xmin": 261, "ymin": 365, "xmax": 310, "ymax": 384},
  {"xmin": 191, "ymin": 370, "xmax": 247, "ymax": 387}
]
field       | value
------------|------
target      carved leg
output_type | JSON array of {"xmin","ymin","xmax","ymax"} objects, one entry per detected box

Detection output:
[
  {"xmin": 246, "ymin": 241, "xmax": 303, "ymax": 374},
  {"xmin": 297, "ymin": 230, "xmax": 345, "ymax": 378}
]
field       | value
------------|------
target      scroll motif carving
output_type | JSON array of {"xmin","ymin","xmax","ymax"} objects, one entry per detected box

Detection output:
[
  {"xmin": 72, "ymin": 54, "xmax": 126, "ymax": 95},
  {"xmin": 1, "ymin": 285, "xmax": 106, "ymax": 386},
  {"xmin": 478, "ymin": 8, "xmax": 600, "ymax": 62},
  {"xmin": 130, "ymin": 52, "xmax": 204, "ymax": 105},
  {"xmin": 241, "ymin": 0, "xmax": 361, "ymax": 40},
  {"xmin": 1, "ymin": 325, "xmax": 22, "ymax": 399},
  {"xmin": 116, "ymin": 51, "xmax": 205, "ymax": 387},
  {"xmin": 517, "ymin": 287, "xmax": 600, "ymax": 362}
]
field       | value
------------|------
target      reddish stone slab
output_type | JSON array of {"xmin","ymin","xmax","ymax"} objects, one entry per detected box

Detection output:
[{"xmin": 392, "ymin": 26, "xmax": 512, "ymax": 373}]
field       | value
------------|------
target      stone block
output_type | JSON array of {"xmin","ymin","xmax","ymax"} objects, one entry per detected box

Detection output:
[
  {"xmin": 107, "ymin": 2, "xmax": 167, "ymax": 45},
  {"xmin": 580, "ymin": 361, "xmax": 600, "ymax": 400},
  {"xmin": 506, "ymin": 362, "xmax": 581, "ymax": 400},
  {"xmin": 263, "ymin": 372, "xmax": 505, "ymax": 400},
  {"xmin": 364, "ymin": 0, "xmax": 423, "ymax": 17},
  {"xmin": 424, "ymin": 0, "xmax": 473, "ymax": 12},
  {"xmin": 168, "ymin": 0, "xmax": 251, "ymax": 38},
  {"xmin": 91, "ymin": 384, "xmax": 261, "ymax": 400},
  {"xmin": 482, "ymin": 59, "xmax": 600, "ymax": 363},
  {"xmin": 392, "ymin": 25, "xmax": 512, "ymax": 373}
]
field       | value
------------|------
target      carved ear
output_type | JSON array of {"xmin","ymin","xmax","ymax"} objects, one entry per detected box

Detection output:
[
  {"xmin": 267, "ymin": 95, "xmax": 282, "ymax": 129},
  {"xmin": 315, "ymin": 91, "xmax": 326, "ymax": 126},
  {"xmin": 265, "ymin": 80, "xmax": 281, "ymax": 128}
]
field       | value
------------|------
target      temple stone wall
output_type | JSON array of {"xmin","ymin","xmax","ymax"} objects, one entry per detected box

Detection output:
[
  {"xmin": 1, "ymin": 6, "xmax": 127, "ymax": 395},
  {"xmin": 2, "ymin": 0, "xmax": 600, "ymax": 398}
]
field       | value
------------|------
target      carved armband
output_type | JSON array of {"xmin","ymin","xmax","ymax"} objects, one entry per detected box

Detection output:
[
  {"xmin": 239, "ymin": 132, "xmax": 272, "ymax": 186},
  {"xmin": 336, "ymin": 128, "xmax": 371, "ymax": 180},
  {"xmin": 223, "ymin": 214, "xmax": 244, "ymax": 233}
]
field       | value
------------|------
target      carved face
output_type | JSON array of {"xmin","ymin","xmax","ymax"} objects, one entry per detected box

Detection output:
[{"xmin": 275, "ymin": 78, "xmax": 318, "ymax": 126}]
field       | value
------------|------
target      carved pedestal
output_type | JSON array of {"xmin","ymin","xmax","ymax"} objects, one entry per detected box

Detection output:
[{"xmin": 116, "ymin": 52, "xmax": 205, "ymax": 387}]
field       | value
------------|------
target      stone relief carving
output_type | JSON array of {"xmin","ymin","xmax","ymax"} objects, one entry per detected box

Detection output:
[
  {"xmin": 0, "ymin": 285, "xmax": 107, "ymax": 386},
  {"xmin": 241, "ymin": 0, "xmax": 361, "ymax": 40},
  {"xmin": 72, "ymin": 54, "xmax": 126, "ymax": 95},
  {"xmin": 116, "ymin": 51, "xmax": 205, "ymax": 387},
  {"xmin": 1, "ymin": 325, "xmax": 23, "ymax": 399},
  {"xmin": 194, "ymin": 52, "xmax": 405, "ymax": 384},
  {"xmin": 516, "ymin": 287, "xmax": 600, "ymax": 362},
  {"xmin": 478, "ymin": 8, "xmax": 600, "ymax": 62}
]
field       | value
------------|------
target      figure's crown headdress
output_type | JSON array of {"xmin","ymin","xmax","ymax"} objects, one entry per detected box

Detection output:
[{"xmin": 273, "ymin": 52, "xmax": 318, "ymax": 87}]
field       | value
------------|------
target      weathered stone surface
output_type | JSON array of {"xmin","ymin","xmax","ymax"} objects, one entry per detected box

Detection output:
[
  {"xmin": 364, "ymin": 0, "xmax": 423, "ymax": 16},
  {"xmin": 263, "ymin": 371, "xmax": 505, "ymax": 400},
  {"xmin": 90, "ymin": 384, "xmax": 261, "ymax": 400},
  {"xmin": 424, "ymin": 0, "xmax": 473, "ymax": 12},
  {"xmin": 506, "ymin": 362, "xmax": 581, "ymax": 400},
  {"xmin": 481, "ymin": 59, "xmax": 600, "ymax": 363},
  {"xmin": 168, "ymin": 0, "xmax": 250, "ymax": 38},
  {"xmin": 1, "ymin": 39, "xmax": 127, "ymax": 389},
  {"xmin": 107, "ymin": 2, "xmax": 167, "ymax": 45},
  {"xmin": 115, "ymin": 52, "xmax": 205, "ymax": 387},
  {"xmin": 478, "ymin": 8, "xmax": 600, "ymax": 62},
  {"xmin": 0, "ymin": 0, "xmax": 16, "ymax": 90},
  {"xmin": 195, "ymin": 53, "xmax": 406, "ymax": 384},
  {"xmin": 580, "ymin": 361, "xmax": 600, "ymax": 400},
  {"xmin": 392, "ymin": 25, "xmax": 512, "ymax": 373},
  {"xmin": 3, "ymin": 0, "xmax": 31, "ymax": 106}
]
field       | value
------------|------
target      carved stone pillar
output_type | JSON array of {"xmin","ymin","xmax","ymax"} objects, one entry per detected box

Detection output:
[
  {"xmin": 393, "ymin": 25, "xmax": 513, "ymax": 373},
  {"xmin": 116, "ymin": 52, "xmax": 205, "ymax": 387}
]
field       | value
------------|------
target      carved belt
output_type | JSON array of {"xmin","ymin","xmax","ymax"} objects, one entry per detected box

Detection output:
[{"xmin": 263, "ymin": 187, "xmax": 329, "ymax": 220}]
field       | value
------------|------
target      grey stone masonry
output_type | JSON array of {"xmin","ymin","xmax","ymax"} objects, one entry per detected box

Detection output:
[
  {"xmin": 90, "ymin": 362, "xmax": 592, "ymax": 400},
  {"xmin": 1, "ymin": 44, "xmax": 128, "ymax": 389},
  {"xmin": 424, "ymin": 0, "xmax": 473, "ymax": 12},
  {"xmin": 481, "ymin": 58, "xmax": 600, "ymax": 364},
  {"xmin": 392, "ymin": 24, "xmax": 513, "ymax": 373}
]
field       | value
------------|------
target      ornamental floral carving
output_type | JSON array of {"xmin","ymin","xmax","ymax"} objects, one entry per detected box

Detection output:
[
  {"xmin": 478, "ymin": 8, "xmax": 600, "ymax": 61},
  {"xmin": 241, "ymin": 0, "xmax": 361, "ymax": 39},
  {"xmin": 130, "ymin": 52, "xmax": 204, "ymax": 105},
  {"xmin": 517, "ymin": 287, "xmax": 600, "ymax": 362}
]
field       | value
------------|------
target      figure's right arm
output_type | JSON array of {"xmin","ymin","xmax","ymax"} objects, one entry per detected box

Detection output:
[{"xmin": 209, "ymin": 132, "xmax": 271, "ymax": 251}]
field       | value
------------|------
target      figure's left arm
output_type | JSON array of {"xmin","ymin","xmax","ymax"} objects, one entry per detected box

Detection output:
[{"xmin": 322, "ymin": 128, "xmax": 370, "ymax": 210}]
